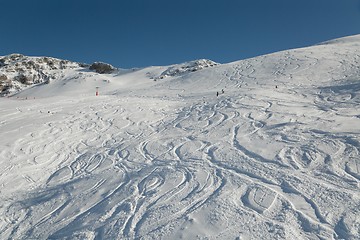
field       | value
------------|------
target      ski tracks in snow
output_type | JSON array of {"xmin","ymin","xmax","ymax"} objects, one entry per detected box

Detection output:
[{"xmin": 1, "ymin": 64, "xmax": 360, "ymax": 239}]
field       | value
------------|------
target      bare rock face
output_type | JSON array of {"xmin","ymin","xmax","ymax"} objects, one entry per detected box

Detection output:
[{"xmin": 89, "ymin": 62, "xmax": 115, "ymax": 74}]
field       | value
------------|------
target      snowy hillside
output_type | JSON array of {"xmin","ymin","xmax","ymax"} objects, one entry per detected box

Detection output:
[{"xmin": 0, "ymin": 35, "xmax": 359, "ymax": 239}]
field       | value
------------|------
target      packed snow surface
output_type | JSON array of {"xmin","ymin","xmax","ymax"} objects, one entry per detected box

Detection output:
[{"xmin": 0, "ymin": 35, "xmax": 360, "ymax": 239}]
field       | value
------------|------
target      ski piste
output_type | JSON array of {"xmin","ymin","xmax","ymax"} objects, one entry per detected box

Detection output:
[{"xmin": 0, "ymin": 34, "xmax": 360, "ymax": 239}]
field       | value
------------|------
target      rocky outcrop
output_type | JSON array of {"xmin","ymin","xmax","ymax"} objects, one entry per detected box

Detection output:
[
  {"xmin": 156, "ymin": 59, "xmax": 219, "ymax": 80},
  {"xmin": 0, "ymin": 54, "xmax": 82, "ymax": 96},
  {"xmin": 0, "ymin": 74, "xmax": 7, "ymax": 81},
  {"xmin": 89, "ymin": 62, "xmax": 115, "ymax": 74}
]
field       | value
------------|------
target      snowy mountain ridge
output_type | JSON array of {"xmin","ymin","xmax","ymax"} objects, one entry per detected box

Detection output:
[{"xmin": 0, "ymin": 54, "xmax": 219, "ymax": 97}]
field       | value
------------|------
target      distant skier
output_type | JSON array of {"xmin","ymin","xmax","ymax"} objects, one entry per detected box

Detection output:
[
  {"xmin": 216, "ymin": 91, "xmax": 219, "ymax": 97},
  {"xmin": 222, "ymin": 89, "xmax": 224, "ymax": 94}
]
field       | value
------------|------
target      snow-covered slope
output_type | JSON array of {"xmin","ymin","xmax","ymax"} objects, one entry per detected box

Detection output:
[{"xmin": 0, "ymin": 35, "xmax": 359, "ymax": 239}]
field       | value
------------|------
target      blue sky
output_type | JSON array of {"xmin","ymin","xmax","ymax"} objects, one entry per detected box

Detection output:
[{"xmin": 1, "ymin": 0, "xmax": 360, "ymax": 68}]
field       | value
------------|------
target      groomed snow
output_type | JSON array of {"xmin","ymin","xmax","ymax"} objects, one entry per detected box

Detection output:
[{"xmin": 0, "ymin": 35, "xmax": 360, "ymax": 239}]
